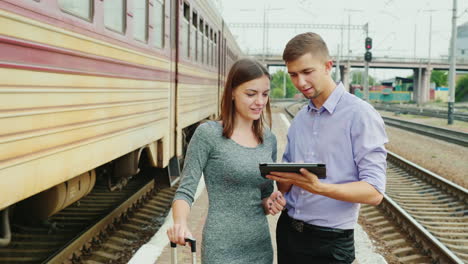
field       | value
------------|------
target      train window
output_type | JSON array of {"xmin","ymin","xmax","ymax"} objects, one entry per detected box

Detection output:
[
  {"xmin": 104, "ymin": 0, "xmax": 125, "ymax": 33},
  {"xmin": 153, "ymin": 0, "xmax": 164, "ymax": 48},
  {"xmin": 210, "ymin": 28, "xmax": 214, "ymax": 66},
  {"xmin": 199, "ymin": 19, "xmax": 204, "ymax": 63},
  {"xmin": 59, "ymin": 0, "xmax": 93, "ymax": 21},
  {"xmin": 182, "ymin": 2, "xmax": 190, "ymax": 58},
  {"xmin": 205, "ymin": 24, "xmax": 209, "ymax": 64},
  {"xmin": 133, "ymin": 0, "xmax": 148, "ymax": 42},
  {"xmin": 191, "ymin": 11, "xmax": 198, "ymax": 61},
  {"xmin": 214, "ymin": 32, "xmax": 217, "ymax": 67}
]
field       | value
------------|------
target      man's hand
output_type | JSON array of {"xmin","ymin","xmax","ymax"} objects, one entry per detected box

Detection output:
[{"xmin": 267, "ymin": 168, "xmax": 326, "ymax": 195}]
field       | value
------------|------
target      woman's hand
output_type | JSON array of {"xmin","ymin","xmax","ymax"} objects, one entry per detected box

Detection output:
[
  {"xmin": 263, "ymin": 191, "xmax": 286, "ymax": 215},
  {"xmin": 167, "ymin": 223, "xmax": 194, "ymax": 246}
]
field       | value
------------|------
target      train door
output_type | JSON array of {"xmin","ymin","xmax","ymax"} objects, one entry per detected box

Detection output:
[
  {"xmin": 217, "ymin": 28, "xmax": 222, "ymax": 114},
  {"xmin": 166, "ymin": 0, "xmax": 180, "ymax": 185}
]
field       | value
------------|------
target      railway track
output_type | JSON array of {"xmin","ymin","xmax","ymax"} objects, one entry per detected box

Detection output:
[
  {"xmin": 382, "ymin": 116, "xmax": 468, "ymax": 147},
  {"xmin": 0, "ymin": 168, "xmax": 176, "ymax": 264},
  {"xmin": 285, "ymin": 102, "xmax": 468, "ymax": 263},
  {"xmin": 381, "ymin": 152, "xmax": 467, "ymax": 263},
  {"xmin": 373, "ymin": 104, "xmax": 468, "ymax": 122}
]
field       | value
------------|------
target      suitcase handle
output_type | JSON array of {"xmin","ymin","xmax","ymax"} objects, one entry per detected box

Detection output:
[
  {"xmin": 170, "ymin": 238, "xmax": 197, "ymax": 253},
  {"xmin": 171, "ymin": 238, "xmax": 197, "ymax": 264}
]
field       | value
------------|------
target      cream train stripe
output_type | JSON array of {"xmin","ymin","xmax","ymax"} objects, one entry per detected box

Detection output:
[
  {"xmin": 178, "ymin": 63, "xmax": 218, "ymax": 79},
  {"xmin": 0, "ymin": 9, "xmax": 169, "ymax": 69},
  {"xmin": 0, "ymin": 99, "xmax": 164, "ymax": 119},
  {"xmin": 1, "ymin": 114, "xmax": 167, "ymax": 165},
  {"xmin": 0, "ymin": 107, "xmax": 168, "ymax": 144},
  {"xmin": 1, "ymin": 102, "xmax": 165, "ymax": 135},
  {"xmin": 0, "ymin": 118, "xmax": 167, "ymax": 171}
]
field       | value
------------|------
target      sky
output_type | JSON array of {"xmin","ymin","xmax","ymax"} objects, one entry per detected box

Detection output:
[{"xmin": 216, "ymin": 0, "xmax": 468, "ymax": 81}]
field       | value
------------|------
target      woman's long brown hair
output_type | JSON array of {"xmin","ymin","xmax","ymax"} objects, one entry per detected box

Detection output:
[{"xmin": 219, "ymin": 58, "xmax": 272, "ymax": 144}]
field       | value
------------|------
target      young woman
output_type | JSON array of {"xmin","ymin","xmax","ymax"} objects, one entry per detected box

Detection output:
[{"xmin": 167, "ymin": 58, "xmax": 286, "ymax": 263}]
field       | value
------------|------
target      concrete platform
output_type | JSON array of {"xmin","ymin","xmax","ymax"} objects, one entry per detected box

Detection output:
[{"xmin": 129, "ymin": 110, "xmax": 387, "ymax": 264}]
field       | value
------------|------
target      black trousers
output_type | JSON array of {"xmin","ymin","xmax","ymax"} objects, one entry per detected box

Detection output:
[{"xmin": 276, "ymin": 211, "xmax": 355, "ymax": 264}]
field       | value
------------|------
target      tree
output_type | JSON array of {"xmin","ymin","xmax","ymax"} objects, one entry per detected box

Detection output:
[
  {"xmin": 350, "ymin": 71, "xmax": 377, "ymax": 85},
  {"xmin": 270, "ymin": 70, "xmax": 299, "ymax": 98},
  {"xmin": 431, "ymin": 70, "xmax": 448, "ymax": 87},
  {"xmin": 455, "ymin": 74, "xmax": 468, "ymax": 102}
]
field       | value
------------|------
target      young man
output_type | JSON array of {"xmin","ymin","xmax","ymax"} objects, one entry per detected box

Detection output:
[{"xmin": 267, "ymin": 32, "xmax": 388, "ymax": 263}]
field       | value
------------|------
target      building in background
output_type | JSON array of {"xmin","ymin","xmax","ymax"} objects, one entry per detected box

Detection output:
[{"xmin": 456, "ymin": 21, "xmax": 468, "ymax": 59}]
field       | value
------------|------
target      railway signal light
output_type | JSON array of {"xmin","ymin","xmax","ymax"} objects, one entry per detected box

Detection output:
[
  {"xmin": 365, "ymin": 37, "xmax": 372, "ymax": 50},
  {"xmin": 364, "ymin": 51, "xmax": 372, "ymax": 62}
]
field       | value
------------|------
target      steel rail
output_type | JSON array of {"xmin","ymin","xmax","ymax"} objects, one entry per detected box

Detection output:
[
  {"xmin": 382, "ymin": 116, "xmax": 468, "ymax": 147},
  {"xmin": 374, "ymin": 104, "xmax": 468, "ymax": 122}
]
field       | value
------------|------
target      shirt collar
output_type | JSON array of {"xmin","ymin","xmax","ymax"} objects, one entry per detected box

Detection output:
[{"xmin": 307, "ymin": 82, "xmax": 345, "ymax": 114}]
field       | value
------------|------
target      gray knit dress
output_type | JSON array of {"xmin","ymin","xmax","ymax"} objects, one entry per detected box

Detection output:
[{"xmin": 173, "ymin": 121, "xmax": 277, "ymax": 264}]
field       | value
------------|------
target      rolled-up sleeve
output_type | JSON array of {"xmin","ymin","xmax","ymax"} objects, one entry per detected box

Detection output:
[
  {"xmin": 351, "ymin": 107, "xmax": 388, "ymax": 194},
  {"xmin": 173, "ymin": 123, "xmax": 212, "ymax": 206}
]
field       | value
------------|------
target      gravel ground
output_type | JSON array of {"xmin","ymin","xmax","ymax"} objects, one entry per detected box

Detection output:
[{"xmin": 382, "ymin": 119, "xmax": 468, "ymax": 189}]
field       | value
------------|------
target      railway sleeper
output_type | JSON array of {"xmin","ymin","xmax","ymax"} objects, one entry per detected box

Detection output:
[
  {"xmin": 384, "ymin": 238, "xmax": 407, "ymax": 247},
  {"xmin": 418, "ymin": 220, "xmax": 468, "ymax": 227},
  {"xmin": 398, "ymin": 254, "xmax": 432, "ymax": 263},
  {"xmin": 373, "ymin": 226, "xmax": 395, "ymax": 235},
  {"xmin": 380, "ymin": 233, "xmax": 403, "ymax": 241},
  {"xmin": 392, "ymin": 246, "xmax": 418, "ymax": 256},
  {"xmin": 403, "ymin": 209, "xmax": 467, "ymax": 216},
  {"xmin": 436, "ymin": 236, "xmax": 468, "ymax": 245},
  {"xmin": 394, "ymin": 202, "xmax": 462, "ymax": 209}
]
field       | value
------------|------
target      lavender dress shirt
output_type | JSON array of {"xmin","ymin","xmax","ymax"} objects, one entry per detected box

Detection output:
[{"xmin": 283, "ymin": 82, "xmax": 388, "ymax": 229}]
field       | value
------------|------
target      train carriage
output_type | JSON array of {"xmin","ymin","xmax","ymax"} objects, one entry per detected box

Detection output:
[{"xmin": 0, "ymin": 0, "xmax": 242, "ymax": 239}]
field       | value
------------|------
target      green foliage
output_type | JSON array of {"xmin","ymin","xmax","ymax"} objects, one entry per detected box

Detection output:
[
  {"xmin": 431, "ymin": 70, "xmax": 448, "ymax": 87},
  {"xmin": 270, "ymin": 88, "xmax": 284, "ymax": 98},
  {"xmin": 270, "ymin": 70, "xmax": 299, "ymax": 98},
  {"xmin": 350, "ymin": 71, "xmax": 377, "ymax": 85},
  {"xmin": 455, "ymin": 74, "xmax": 468, "ymax": 102}
]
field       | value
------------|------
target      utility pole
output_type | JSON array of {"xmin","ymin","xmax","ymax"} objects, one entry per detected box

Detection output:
[
  {"xmin": 423, "ymin": 9, "xmax": 436, "ymax": 62},
  {"xmin": 283, "ymin": 67, "xmax": 287, "ymax": 97},
  {"xmin": 363, "ymin": 24, "xmax": 370, "ymax": 102},
  {"xmin": 413, "ymin": 24, "xmax": 417, "ymax": 59},
  {"xmin": 448, "ymin": 0, "xmax": 457, "ymax": 124},
  {"xmin": 261, "ymin": 5, "xmax": 283, "ymax": 63},
  {"xmin": 262, "ymin": 6, "xmax": 266, "ymax": 63}
]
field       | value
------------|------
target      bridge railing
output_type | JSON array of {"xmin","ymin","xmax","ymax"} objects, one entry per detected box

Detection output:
[{"xmin": 248, "ymin": 53, "xmax": 468, "ymax": 65}]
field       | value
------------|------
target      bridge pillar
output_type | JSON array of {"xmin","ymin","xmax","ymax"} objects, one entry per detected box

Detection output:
[
  {"xmin": 339, "ymin": 65, "xmax": 350, "ymax": 92},
  {"xmin": 413, "ymin": 67, "xmax": 432, "ymax": 105},
  {"xmin": 422, "ymin": 67, "xmax": 432, "ymax": 104},
  {"xmin": 413, "ymin": 68, "xmax": 420, "ymax": 103}
]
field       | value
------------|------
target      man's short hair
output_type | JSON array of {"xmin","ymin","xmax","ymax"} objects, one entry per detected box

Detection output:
[{"xmin": 282, "ymin": 32, "xmax": 330, "ymax": 63}]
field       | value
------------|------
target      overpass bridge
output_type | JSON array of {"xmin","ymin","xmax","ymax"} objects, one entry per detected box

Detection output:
[{"xmin": 253, "ymin": 54, "xmax": 468, "ymax": 104}]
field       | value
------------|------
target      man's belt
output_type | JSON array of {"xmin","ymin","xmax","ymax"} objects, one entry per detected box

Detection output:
[{"xmin": 287, "ymin": 214, "xmax": 352, "ymax": 234}]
